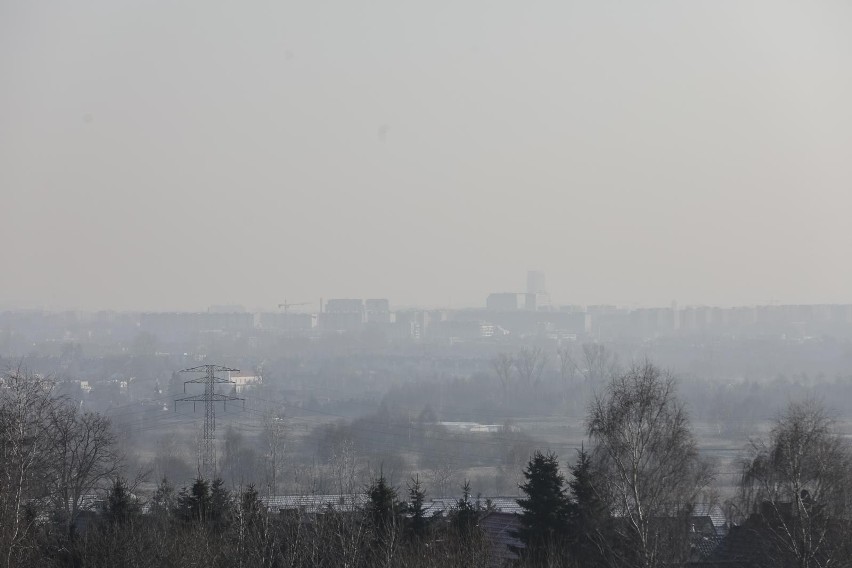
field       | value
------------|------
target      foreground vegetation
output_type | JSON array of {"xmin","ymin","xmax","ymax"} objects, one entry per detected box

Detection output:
[{"xmin": 4, "ymin": 364, "xmax": 852, "ymax": 567}]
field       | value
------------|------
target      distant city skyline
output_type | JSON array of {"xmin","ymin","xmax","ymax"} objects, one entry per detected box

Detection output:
[{"xmin": 5, "ymin": 290, "xmax": 852, "ymax": 314}]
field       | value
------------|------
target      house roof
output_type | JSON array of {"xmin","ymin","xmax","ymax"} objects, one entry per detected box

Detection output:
[
  {"xmin": 262, "ymin": 494, "xmax": 367, "ymax": 513},
  {"xmin": 692, "ymin": 503, "xmax": 728, "ymax": 534},
  {"xmin": 690, "ymin": 534, "xmax": 725, "ymax": 562},
  {"xmin": 422, "ymin": 497, "xmax": 522, "ymax": 518},
  {"xmin": 260, "ymin": 494, "xmax": 523, "ymax": 518}
]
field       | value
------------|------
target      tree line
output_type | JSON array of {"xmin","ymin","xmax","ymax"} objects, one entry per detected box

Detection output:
[
  {"xmin": 512, "ymin": 363, "xmax": 852, "ymax": 568},
  {"xmin": 5, "ymin": 363, "xmax": 852, "ymax": 567}
]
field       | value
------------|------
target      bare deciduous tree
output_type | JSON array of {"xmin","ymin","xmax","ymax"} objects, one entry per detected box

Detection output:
[
  {"xmin": 587, "ymin": 362, "xmax": 713, "ymax": 568},
  {"xmin": 222, "ymin": 425, "xmax": 261, "ymax": 487},
  {"xmin": 426, "ymin": 459, "xmax": 459, "ymax": 497},
  {"xmin": 557, "ymin": 345, "xmax": 580, "ymax": 405},
  {"xmin": 329, "ymin": 438, "xmax": 358, "ymax": 496},
  {"xmin": 492, "ymin": 352, "xmax": 514, "ymax": 405},
  {"xmin": 557, "ymin": 345, "xmax": 578, "ymax": 385},
  {"xmin": 739, "ymin": 400, "xmax": 852, "ymax": 568},
  {"xmin": 48, "ymin": 403, "xmax": 120, "ymax": 538},
  {"xmin": 261, "ymin": 411, "xmax": 287, "ymax": 495},
  {"xmin": 0, "ymin": 369, "xmax": 61, "ymax": 568},
  {"xmin": 514, "ymin": 346, "xmax": 548, "ymax": 388},
  {"xmin": 582, "ymin": 343, "xmax": 619, "ymax": 383},
  {"xmin": 1, "ymin": 368, "xmax": 120, "ymax": 558}
]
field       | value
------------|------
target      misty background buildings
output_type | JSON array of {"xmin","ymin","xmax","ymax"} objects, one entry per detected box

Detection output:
[
  {"xmin": 6, "ymin": 268, "xmax": 852, "ymax": 455},
  {"xmin": 7, "ymin": 271, "xmax": 852, "ymax": 350}
]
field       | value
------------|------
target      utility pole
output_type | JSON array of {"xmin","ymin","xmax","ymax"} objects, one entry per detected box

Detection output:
[{"xmin": 175, "ymin": 364, "xmax": 242, "ymax": 478}]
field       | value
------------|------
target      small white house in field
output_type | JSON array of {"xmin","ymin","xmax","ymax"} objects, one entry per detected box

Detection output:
[{"xmin": 228, "ymin": 371, "xmax": 262, "ymax": 393}]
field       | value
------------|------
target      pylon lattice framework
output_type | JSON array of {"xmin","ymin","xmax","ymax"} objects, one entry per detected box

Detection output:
[{"xmin": 175, "ymin": 364, "xmax": 242, "ymax": 477}]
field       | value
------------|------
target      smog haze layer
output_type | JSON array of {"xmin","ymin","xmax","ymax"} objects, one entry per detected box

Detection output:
[{"xmin": 2, "ymin": 1, "xmax": 851, "ymax": 311}]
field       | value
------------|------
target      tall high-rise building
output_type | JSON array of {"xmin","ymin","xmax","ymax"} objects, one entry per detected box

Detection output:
[
  {"xmin": 526, "ymin": 270, "xmax": 549, "ymax": 310},
  {"xmin": 527, "ymin": 271, "xmax": 546, "ymax": 295},
  {"xmin": 487, "ymin": 293, "xmax": 526, "ymax": 311},
  {"xmin": 365, "ymin": 299, "xmax": 391, "ymax": 323},
  {"xmin": 319, "ymin": 299, "xmax": 365, "ymax": 332}
]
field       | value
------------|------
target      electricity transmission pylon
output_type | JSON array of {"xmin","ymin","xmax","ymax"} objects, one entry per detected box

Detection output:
[{"xmin": 175, "ymin": 364, "xmax": 242, "ymax": 478}]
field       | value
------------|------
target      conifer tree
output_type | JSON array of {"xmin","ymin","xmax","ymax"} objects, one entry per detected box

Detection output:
[
  {"xmin": 239, "ymin": 484, "xmax": 263, "ymax": 525},
  {"xmin": 210, "ymin": 477, "xmax": 232, "ymax": 524},
  {"xmin": 366, "ymin": 472, "xmax": 400, "ymax": 534},
  {"xmin": 177, "ymin": 478, "xmax": 211, "ymax": 522},
  {"xmin": 517, "ymin": 451, "xmax": 572, "ymax": 559},
  {"xmin": 102, "ymin": 477, "xmax": 139, "ymax": 526},
  {"xmin": 150, "ymin": 477, "xmax": 176, "ymax": 522},
  {"xmin": 568, "ymin": 446, "xmax": 607, "ymax": 567},
  {"xmin": 406, "ymin": 475, "xmax": 428, "ymax": 540},
  {"xmin": 365, "ymin": 471, "xmax": 402, "ymax": 566},
  {"xmin": 452, "ymin": 480, "xmax": 479, "ymax": 535}
]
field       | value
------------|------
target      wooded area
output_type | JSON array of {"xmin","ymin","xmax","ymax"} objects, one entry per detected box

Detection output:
[{"xmin": 3, "ymin": 364, "xmax": 852, "ymax": 568}]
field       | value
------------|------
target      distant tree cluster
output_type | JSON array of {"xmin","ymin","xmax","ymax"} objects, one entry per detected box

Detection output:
[
  {"xmin": 513, "ymin": 364, "xmax": 852, "ymax": 568},
  {"xmin": 512, "ymin": 363, "xmax": 712, "ymax": 567},
  {"xmin": 7, "ymin": 359, "xmax": 852, "ymax": 568},
  {"xmin": 0, "ymin": 368, "xmax": 119, "ymax": 568},
  {"xmin": 0, "ymin": 369, "xmax": 496, "ymax": 567},
  {"xmin": 16, "ymin": 472, "xmax": 496, "ymax": 568}
]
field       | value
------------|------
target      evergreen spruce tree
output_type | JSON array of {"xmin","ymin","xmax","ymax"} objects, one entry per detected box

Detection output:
[
  {"xmin": 235, "ymin": 484, "xmax": 269, "ymax": 563},
  {"xmin": 177, "ymin": 478, "xmax": 211, "ymax": 522},
  {"xmin": 150, "ymin": 477, "xmax": 176, "ymax": 522},
  {"xmin": 452, "ymin": 480, "xmax": 479, "ymax": 535},
  {"xmin": 517, "ymin": 451, "xmax": 572, "ymax": 559},
  {"xmin": 239, "ymin": 483, "xmax": 264, "ymax": 525},
  {"xmin": 365, "ymin": 471, "xmax": 402, "ymax": 565},
  {"xmin": 102, "ymin": 477, "xmax": 139, "ymax": 526},
  {"xmin": 568, "ymin": 445, "xmax": 608, "ymax": 567},
  {"xmin": 366, "ymin": 472, "xmax": 400, "ymax": 534},
  {"xmin": 210, "ymin": 477, "xmax": 232, "ymax": 524},
  {"xmin": 406, "ymin": 475, "xmax": 428, "ymax": 540}
]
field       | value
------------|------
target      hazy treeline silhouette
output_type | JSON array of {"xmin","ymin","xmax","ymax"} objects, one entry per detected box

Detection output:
[{"xmin": 6, "ymin": 363, "xmax": 852, "ymax": 567}]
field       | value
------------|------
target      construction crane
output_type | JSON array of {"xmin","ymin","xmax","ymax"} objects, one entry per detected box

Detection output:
[{"xmin": 278, "ymin": 300, "xmax": 311, "ymax": 313}]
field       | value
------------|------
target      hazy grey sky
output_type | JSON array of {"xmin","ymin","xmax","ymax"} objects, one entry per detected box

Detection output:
[{"xmin": 2, "ymin": 1, "xmax": 851, "ymax": 311}]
